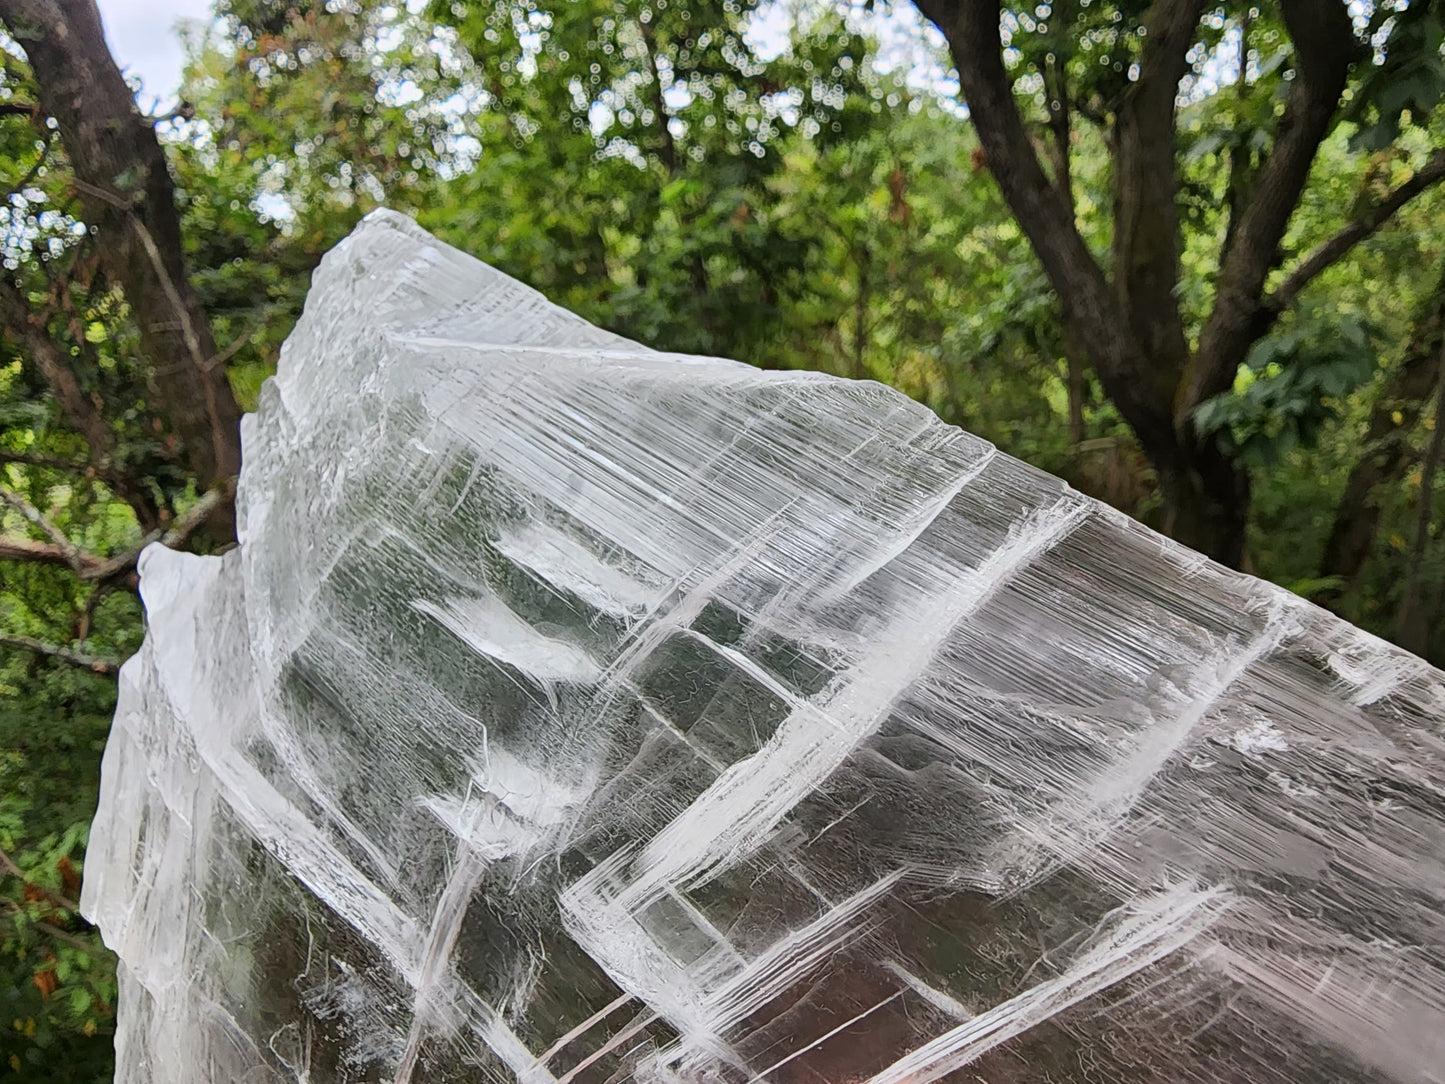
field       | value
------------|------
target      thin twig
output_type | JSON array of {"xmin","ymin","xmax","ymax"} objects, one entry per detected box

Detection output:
[
  {"xmin": 1270, "ymin": 148, "xmax": 1445, "ymax": 316},
  {"xmin": 127, "ymin": 215, "xmax": 208, "ymax": 372},
  {"xmin": 77, "ymin": 482, "xmax": 230, "ymax": 583},
  {"xmin": 65, "ymin": 177, "xmax": 231, "ymax": 472},
  {"xmin": 76, "ymin": 579, "xmax": 115, "ymax": 643},
  {"xmin": 1, "ymin": 484, "xmax": 225, "ymax": 583},
  {"xmin": 66, "ymin": 176, "xmax": 131, "ymax": 211},
  {"xmin": 203, "ymin": 318, "xmax": 264, "ymax": 372}
]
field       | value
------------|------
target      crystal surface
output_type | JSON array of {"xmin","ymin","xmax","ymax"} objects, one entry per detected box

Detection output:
[{"xmin": 83, "ymin": 210, "xmax": 1445, "ymax": 1083}]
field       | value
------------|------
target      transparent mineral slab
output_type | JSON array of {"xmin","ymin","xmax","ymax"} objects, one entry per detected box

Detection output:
[{"xmin": 83, "ymin": 210, "xmax": 1445, "ymax": 1083}]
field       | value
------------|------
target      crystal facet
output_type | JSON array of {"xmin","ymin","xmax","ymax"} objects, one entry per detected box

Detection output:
[{"xmin": 83, "ymin": 210, "xmax": 1445, "ymax": 1083}]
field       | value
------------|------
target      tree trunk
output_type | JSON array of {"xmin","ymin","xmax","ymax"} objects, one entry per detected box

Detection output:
[
  {"xmin": 1397, "ymin": 346, "xmax": 1445, "ymax": 654},
  {"xmin": 911, "ymin": 0, "xmax": 1367, "ymax": 569},
  {"xmin": 1065, "ymin": 337, "xmax": 1086, "ymax": 447},
  {"xmin": 1318, "ymin": 282, "xmax": 1445, "ymax": 605},
  {"xmin": 1040, "ymin": 58, "xmax": 1088, "ymax": 450},
  {"xmin": 1109, "ymin": 0, "xmax": 1199, "ymax": 376},
  {"xmin": 1157, "ymin": 440, "xmax": 1251, "ymax": 567},
  {"xmin": 0, "ymin": 0, "xmax": 243, "ymax": 537},
  {"xmin": 852, "ymin": 246, "xmax": 871, "ymax": 381}
]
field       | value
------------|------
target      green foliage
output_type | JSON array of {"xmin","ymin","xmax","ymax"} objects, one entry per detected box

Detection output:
[
  {"xmin": 0, "ymin": 657, "xmax": 120, "ymax": 1079},
  {"xmin": 1347, "ymin": 0, "xmax": 1445, "ymax": 151},
  {"xmin": 1195, "ymin": 307, "xmax": 1380, "ymax": 466},
  {"xmin": 418, "ymin": 0, "xmax": 889, "ymax": 362},
  {"xmin": 2, "ymin": 1, "xmax": 1445, "ymax": 1075}
]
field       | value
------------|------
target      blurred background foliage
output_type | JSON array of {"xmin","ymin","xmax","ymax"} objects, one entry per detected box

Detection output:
[{"xmin": 1, "ymin": 0, "xmax": 1444, "ymax": 1075}]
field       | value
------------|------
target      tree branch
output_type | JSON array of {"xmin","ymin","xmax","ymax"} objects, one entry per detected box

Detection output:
[
  {"xmin": 2, "ymin": 485, "xmax": 225, "ymax": 585},
  {"xmin": 0, "ymin": 485, "xmax": 86, "ymax": 573},
  {"xmin": 76, "ymin": 577, "xmax": 114, "ymax": 641},
  {"xmin": 0, "ymin": 276, "xmax": 164, "ymax": 531},
  {"xmin": 1268, "ymin": 147, "xmax": 1445, "ymax": 317},
  {"xmin": 0, "ymin": 535, "xmax": 91, "ymax": 568},
  {"xmin": 1041, "ymin": 51, "xmax": 1072, "ymax": 206},
  {"xmin": 0, "ymin": 451, "xmax": 89, "ymax": 472},
  {"xmin": 1220, "ymin": 9, "xmax": 1257, "ymax": 262},
  {"xmin": 77, "ymin": 481, "xmax": 231, "ymax": 583},
  {"xmin": 63, "ymin": 177, "xmax": 215, "ymax": 376},
  {"xmin": 1185, "ymin": 0, "xmax": 1360, "ymax": 417},
  {"xmin": 912, "ymin": 0, "xmax": 1177, "ymax": 458},
  {"xmin": 2, "ymin": 481, "xmax": 226, "ymax": 587},
  {"xmin": 1038, "ymin": 54, "xmax": 1093, "ymax": 447},
  {"xmin": 0, "ymin": 633, "xmax": 119, "ymax": 675},
  {"xmin": 203, "ymin": 316, "xmax": 265, "ymax": 372},
  {"xmin": 1318, "ymin": 272, "xmax": 1445, "ymax": 605},
  {"xmin": 0, "ymin": 279, "xmax": 113, "ymax": 462},
  {"xmin": 0, "ymin": 0, "xmax": 243, "ymax": 520},
  {"xmin": 1397, "ymin": 335, "xmax": 1445, "ymax": 653}
]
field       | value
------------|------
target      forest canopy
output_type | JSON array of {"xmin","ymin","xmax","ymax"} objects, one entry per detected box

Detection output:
[{"xmin": 1, "ymin": 0, "xmax": 1443, "ymax": 1076}]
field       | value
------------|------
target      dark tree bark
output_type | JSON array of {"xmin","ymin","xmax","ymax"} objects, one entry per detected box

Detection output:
[
  {"xmin": 1318, "ymin": 280, "xmax": 1445, "ymax": 606},
  {"xmin": 0, "ymin": 0, "xmax": 243, "ymax": 537},
  {"xmin": 1040, "ymin": 53, "xmax": 1090, "ymax": 449},
  {"xmin": 1109, "ymin": 0, "xmax": 1200, "ymax": 378},
  {"xmin": 1221, "ymin": 10, "xmax": 1257, "ymax": 261},
  {"xmin": 912, "ymin": 0, "xmax": 1152, "ymax": 414},
  {"xmin": 910, "ymin": 0, "xmax": 1445, "ymax": 567},
  {"xmin": 1398, "ymin": 343, "xmax": 1445, "ymax": 654},
  {"xmin": 914, "ymin": 0, "xmax": 1228, "ymax": 559}
]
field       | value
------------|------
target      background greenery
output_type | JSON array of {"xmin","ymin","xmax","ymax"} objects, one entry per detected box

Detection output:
[{"xmin": 2, "ymin": 0, "xmax": 1443, "ymax": 1076}]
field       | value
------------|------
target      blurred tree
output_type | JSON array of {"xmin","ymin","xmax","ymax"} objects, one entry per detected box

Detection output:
[
  {"xmin": 0, "ymin": 0, "xmax": 242, "ymax": 519},
  {"xmin": 420, "ymin": 0, "xmax": 888, "ymax": 360},
  {"xmin": 0, "ymin": 2, "xmax": 250, "ymax": 1075},
  {"xmin": 912, "ymin": 0, "xmax": 1445, "ymax": 564},
  {"xmin": 3, "ymin": 1, "xmax": 1445, "ymax": 1074}
]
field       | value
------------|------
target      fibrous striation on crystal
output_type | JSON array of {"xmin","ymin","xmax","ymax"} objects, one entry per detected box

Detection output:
[{"xmin": 82, "ymin": 210, "xmax": 1445, "ymax": 1083}]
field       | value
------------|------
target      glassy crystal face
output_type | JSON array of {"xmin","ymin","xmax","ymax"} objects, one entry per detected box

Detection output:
[{"xmin": 83, "ymin": 210, "xmax": 1445, "ymax": 1084}]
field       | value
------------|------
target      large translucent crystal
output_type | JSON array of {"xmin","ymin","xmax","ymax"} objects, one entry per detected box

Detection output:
[{"xmin": 83, "ymin": 210, "xmax": 1445, "ymax": 1083}]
